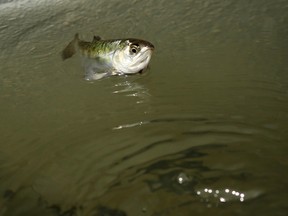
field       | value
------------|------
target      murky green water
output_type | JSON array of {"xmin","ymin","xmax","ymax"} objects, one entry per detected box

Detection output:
[{"xmin": 1, "ymin": 0, "xmax": 288, "ymax": 215}]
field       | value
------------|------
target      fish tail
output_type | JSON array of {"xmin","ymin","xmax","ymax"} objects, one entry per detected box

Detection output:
[{"xmin": 61, "ymin": 33, "xmax": 79, "ymax": 60}]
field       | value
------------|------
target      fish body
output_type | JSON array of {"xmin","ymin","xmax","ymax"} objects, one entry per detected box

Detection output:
[{"xmin": 62, "ymin": 34, "xmax": 154, "ymax": 80}]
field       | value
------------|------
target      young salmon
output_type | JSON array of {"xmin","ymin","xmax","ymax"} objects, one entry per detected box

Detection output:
[{"xmin": 62, "ymin": 34, "xmax": 154, "ymax": 80}]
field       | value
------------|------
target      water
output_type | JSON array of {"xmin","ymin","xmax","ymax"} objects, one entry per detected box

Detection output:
[{"xmin": 0, "ymin": 0, "xmax": 288, "ymax": 215}]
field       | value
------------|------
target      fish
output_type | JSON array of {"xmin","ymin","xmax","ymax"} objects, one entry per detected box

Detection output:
[{"xmin": 62, "ymin": 34, "xmax": 154, "ymax": 80}]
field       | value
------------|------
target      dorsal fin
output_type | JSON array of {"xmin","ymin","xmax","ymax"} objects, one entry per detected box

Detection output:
[
  {"xmin": 75, "ymin": 33, "xmax": 80, "ymax": 40},
  {"xmin": 92, "ymin": 36, "xmax": 101, "ymax": 42}
]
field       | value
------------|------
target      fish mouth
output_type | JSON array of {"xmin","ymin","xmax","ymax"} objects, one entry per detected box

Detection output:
[
  {"xmin": 128, "ymin": 53, "xmax": 151, "ymax": 70},
  {"xmin": 139, "ymin": 51, "xmax": 152, "ymax": 65},
  {"xmin": 147, "ymin": 46, "xmax": 154, "ymax": 51},
  {"xmin": 140, "ymin": 55, "xmax": 149, "ymax": 63},
  {"xmin": 147, "ymin": 42, "xmax": 155, "ymax": 50}
]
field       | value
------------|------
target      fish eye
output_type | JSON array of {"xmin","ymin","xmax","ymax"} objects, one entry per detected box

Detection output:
[
  {"xmin": 130, "ymin": 44, "xmax": 140, "ymax": 54},
  {"xmin": 132, "ymin": 48, "xmax": 137, "ymax": 53}
]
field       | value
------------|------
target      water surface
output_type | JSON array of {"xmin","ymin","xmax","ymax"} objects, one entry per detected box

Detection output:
[{"xmin": 0, "ymin": 0, "xmax": 288, "ymax": 215}]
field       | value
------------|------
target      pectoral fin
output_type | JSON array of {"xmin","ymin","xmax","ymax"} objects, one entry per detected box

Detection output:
[
  {"xmin": 82, "ymin": 57, "xmax": 115, "ymax": 80},
  {"xmin": 85, "ymin": 72, "xmax": 109, "ymax": 81}
]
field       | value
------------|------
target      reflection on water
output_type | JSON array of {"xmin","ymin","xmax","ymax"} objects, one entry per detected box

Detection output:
[
  {"xmin": 91, "ymin": 131, "xmax": 266, "ymax": 215},
  {"xmin": 112, "ymin": 78, "xmax": 151, "ymax": 104},
  {"xmin": 195, "ymin": 188, "xmax": 246, "ymax": 203},
  {"xmin": 113, "ymin": 121, "xmax": 149, "ymax": 130},
  {"xmin": 0, "ymin": 0, "xmax": 288, "ymax": 215}
]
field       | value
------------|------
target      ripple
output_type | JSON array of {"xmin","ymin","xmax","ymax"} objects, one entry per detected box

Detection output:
[
  {"xmin": 1, "ymin": 0, "xmax": 287, "ymax": 214},
  {"xmin": 86, "ymin": 140, "xmax": 268, "ymax": 215},
  {"xmin": 113, "ymin": 121, "xmax": 149, "ymax": 130},
  {"xmin": 111, "ymin": 78, "xmax": 151, "ymax": 104},
  {"xmin": 75, "ymin": 115, "xmax": 284, "ymax": 215}
]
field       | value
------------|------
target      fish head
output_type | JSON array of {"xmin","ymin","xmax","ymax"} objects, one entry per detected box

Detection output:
[{"xmin": 113, "ymin": 39, "xmax": 154, "ymax": 74}]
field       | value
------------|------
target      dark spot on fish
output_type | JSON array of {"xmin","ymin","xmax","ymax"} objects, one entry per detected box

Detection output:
[{"xmin": 92, "ymin": 35, "xmax": 101, "ymax": 42}]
